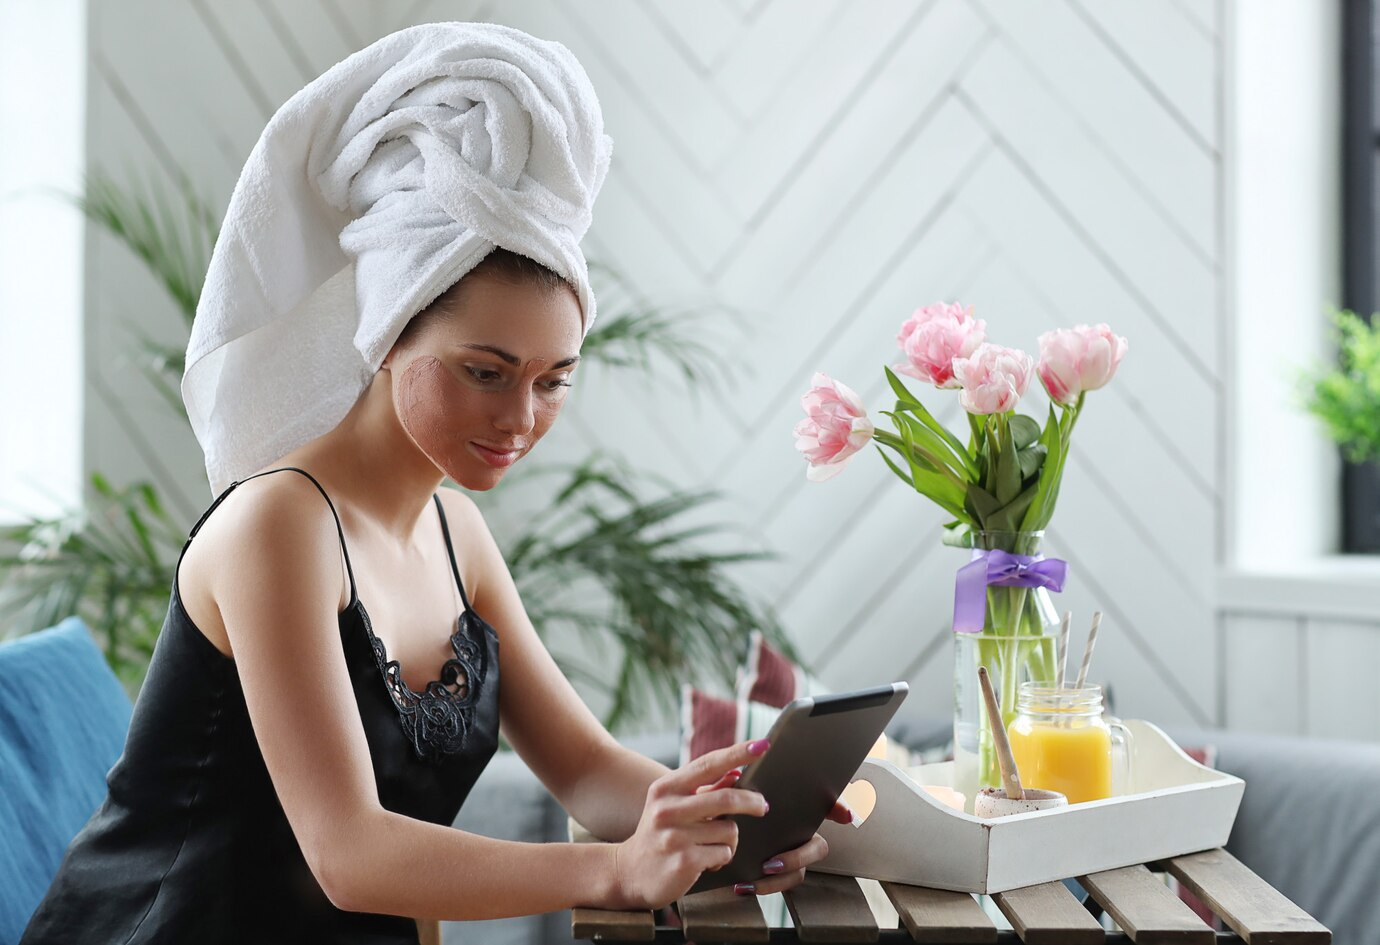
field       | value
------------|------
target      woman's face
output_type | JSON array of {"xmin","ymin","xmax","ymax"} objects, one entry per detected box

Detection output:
[{"xmin": 385, "ymin": 269, "xmax": 584, "ymax": 490}]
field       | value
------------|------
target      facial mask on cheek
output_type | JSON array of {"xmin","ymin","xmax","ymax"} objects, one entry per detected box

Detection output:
[{"xmin": 396, "ymin": 355, "xmax": 473, "ymax": 480}]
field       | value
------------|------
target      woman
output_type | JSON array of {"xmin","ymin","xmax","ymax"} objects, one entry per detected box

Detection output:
[{"xmin": 20, "ymin": 21, "xmax": 845, "ymax": 945}]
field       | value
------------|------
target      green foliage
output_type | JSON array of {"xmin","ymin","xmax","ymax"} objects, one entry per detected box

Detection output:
[
  {"xmin": 1301, "ymin": 308, "xmax": 1380, "ymax": 463},
  {"xmin": 0, "ymin": 166, "xmax": 790, "ymax": 732},
  {"xmin": 872, "ymin": 369, "xmax": 1083, "ymax": 541},
  {"xmin": 0, "ymin": 476, "xmax": 184, "ymax": 700},
  {"xmin": 500, "ymin": 454, "xmax": 795, "ymax": 731}
]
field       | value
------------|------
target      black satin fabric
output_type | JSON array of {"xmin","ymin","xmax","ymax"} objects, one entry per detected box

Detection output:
[{"xmin": 20, "ymin": 471, "xmax": 501, "ymax": 944}]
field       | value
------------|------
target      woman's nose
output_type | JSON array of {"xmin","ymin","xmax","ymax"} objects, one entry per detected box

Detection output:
[{"xmin": 493, "ymin": 385, "xmax": 536, "ymax": 436}]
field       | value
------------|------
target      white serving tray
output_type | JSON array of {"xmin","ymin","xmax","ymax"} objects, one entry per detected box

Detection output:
[{"xmin": 815, "ymin": 720, "xmax": 1244, "ymax": 894}]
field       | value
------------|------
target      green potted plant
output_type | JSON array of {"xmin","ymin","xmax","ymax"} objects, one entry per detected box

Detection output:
[{"xmin": 1299, "ymin": 308, "xmax": 1380, "ymax": 552}]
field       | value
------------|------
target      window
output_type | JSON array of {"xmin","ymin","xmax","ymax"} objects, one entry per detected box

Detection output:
[
  {"xmin": 0, "ymin": 0, "xmax": 85, "ymax": 523},
  {"xmin": 1340, "ymin": 0, "xmax": 1380, "ymax": 552}
]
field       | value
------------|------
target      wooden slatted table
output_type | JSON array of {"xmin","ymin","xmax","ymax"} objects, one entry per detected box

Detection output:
[{"xmin": 571, "ymin": 849, "xmax": 1330, "ymax": 945}]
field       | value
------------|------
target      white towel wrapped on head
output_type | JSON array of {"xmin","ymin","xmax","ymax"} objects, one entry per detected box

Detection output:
[{"xmin": 182, "ymin": 21, "xmax": 613, "ymax": 495}]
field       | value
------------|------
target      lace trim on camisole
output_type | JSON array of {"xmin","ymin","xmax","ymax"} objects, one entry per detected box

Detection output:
[{"xmin": 360, "ymin": 603, "xmax": 492, "ymax": 766}]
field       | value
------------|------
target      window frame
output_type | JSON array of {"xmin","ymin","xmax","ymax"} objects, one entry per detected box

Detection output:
[{"xmin": 1340, "ymin": 0, "xmax": 1380, "ymax": 553}]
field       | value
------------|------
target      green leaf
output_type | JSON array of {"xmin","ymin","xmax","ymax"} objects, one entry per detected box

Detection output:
[
  {"xmin": 884, "ymin": 365, "xmax": 922, "ymax": 408},
  {"xmin": 895, "ymin": 412, "xmax": 972, "ymax": 483},
  {"xmin": 986, "ymin": 479, "xmax": 1042, "ymax": 532},
  {"xmin": 942, "ymin": 521, "xmax": 974, "ymax": 548},
  {"xmin": 1021, "ymin": 405, "xmax": 1065, "ymax": 531},
  {"xmin": 875, "ymin": 444, "xmax": 916, "ymax": 489},
  {"xmin": 1017, "ymin": 443, "xmax": 1047, "ymax": 481},
  {"xmin": 892, "ymin": 417, "xmax": 968, "ymax": 518},
  {"xmin": 1300, "ymin": 308, "xmax": 1380, "ymax": 462},
  {"xmin": 965, "ymin": 483, "xmax": 1003, "ymax": 525},
  {"xmin": 994, "ymin": 417, "xmax": 1022, "ymax": 505},
  {"xmin": 1009, "ymin": 414, "xmax": 1042, "ymax": 451},
  {"xmin": 886, "ymin": 371, "xmax": 977, "ymax": 478},
  {"xmin": 878, "ymin": 416, "xmax": 942, "ymax": 476}
]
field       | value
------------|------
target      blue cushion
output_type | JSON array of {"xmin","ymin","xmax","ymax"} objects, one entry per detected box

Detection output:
[{"xmin": 0, "ymin": 617, "xmax": 133, "ymax": 943}]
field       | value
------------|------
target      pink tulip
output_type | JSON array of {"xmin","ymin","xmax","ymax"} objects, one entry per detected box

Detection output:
[
  {"xmin": 1037, "ymin": 324, "xmax": 1129, "ymax": 406},
  {"xmin": 896, "ymin": 301, "xmax": 975, "ymax": 347},
  {"xmin": 894, "ymin": 306, "xmax": 987, "ymax": 389},
  {"xmin": 794, "ymin": 372, "xmax": 875, "ymax": 481},
  {"xmin": 952, "ymin": 344, "xmax": 1035, "ymax": 415}
]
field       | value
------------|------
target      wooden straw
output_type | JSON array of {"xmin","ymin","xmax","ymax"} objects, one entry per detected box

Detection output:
[
  {"xmin": 1056, "ymin": 611, "xmax": 1071, "ymax": 689},
  {"xmin": 977, "ymin": 666, "xmax": 1024, "ymax": 800},
  {"xmin": 1074, "ymin": 611, "xmax": 1103, "ymax": 689}
]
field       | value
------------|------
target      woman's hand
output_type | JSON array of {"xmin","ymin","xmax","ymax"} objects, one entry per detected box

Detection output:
[
  {"xmin": 732, "ymin": 796, "xmax": 853, "ymax": 898},
  {"xmin": 608, "ymin": 739, "xmax": 772, "ymax": 910}
]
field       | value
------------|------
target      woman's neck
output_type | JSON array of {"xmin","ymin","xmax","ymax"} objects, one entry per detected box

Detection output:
[{"xmin": 286, "ymin": 372, "xmax": 447, "ymax": 540}]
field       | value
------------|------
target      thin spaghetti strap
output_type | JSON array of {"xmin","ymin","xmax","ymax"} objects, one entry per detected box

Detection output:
[
  {"xmin": 182, "ymin": 466, "xmax": 358, "ymax": 607},
  {"xmin": 433, "ymin": 493, "xmax": 473, "ymax": 613}
]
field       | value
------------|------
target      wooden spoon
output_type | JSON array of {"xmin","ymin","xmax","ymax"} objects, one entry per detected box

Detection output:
[{"xmin": 977, "ymin": 665, "xmax": 1024, "ymax": 801}]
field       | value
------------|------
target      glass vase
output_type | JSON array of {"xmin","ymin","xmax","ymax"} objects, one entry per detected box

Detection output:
[{"xmin": 951, "ymin": 529, "xmax": 1059, "ymax": 807}]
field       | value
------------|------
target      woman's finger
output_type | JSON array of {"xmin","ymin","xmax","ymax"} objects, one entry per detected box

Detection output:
[
  {"xmin": 761, "ymin": 832, "xmax": 830, "ymax": 876},
  {"xmin": 694, "ymin": 768, "xmax": 742, "ymax": 795},
  {"xmin": 739, "ymin": 867, "xmax": 807, "ymax": 897},
  {"xmin": 734, "ymin": 832, "xmax": 832, "ymax": 896},
  {"xmin": 664, "ymin": 739, "xmax": 769, "ymax": 794},
  {"xmin": 824, "ymin": 798, "xmax": 854, "ymax": 824},
  {"xmin": 681, "ymin": 817, "xmax": 740, "ymax": 850},
  {"xmin": 666, "ymin": 786, "xmax": 769, "ymax": 824}
]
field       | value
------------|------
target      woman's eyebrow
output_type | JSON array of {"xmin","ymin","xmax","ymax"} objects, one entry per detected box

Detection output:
[{"xmin": 460, "ymin": 343, "xmax": 581, "ymax": 369}]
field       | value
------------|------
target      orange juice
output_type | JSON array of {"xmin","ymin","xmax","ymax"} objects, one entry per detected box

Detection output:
[{"xmin": 1007, "ymin": 717, "xmax": 1112, "ymax": 804}]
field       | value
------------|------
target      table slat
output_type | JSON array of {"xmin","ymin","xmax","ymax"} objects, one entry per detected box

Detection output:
[
  {"xmin": 571, "ymin": 907, "xmax": 657, "ymax": 942},
  {"xmin": 1078, "ymin": 865, "xmax": 1214, "ymax": 944},
  {"xmin": 879, "ymin": 882, "xmax": 997, "ymax": 944},
  {"xmin": 991, "ymin": 882, "xmax": 1105, "ymax": 945},
  {"xmin": 781, "ymin": 872, "xmax": 879, "ymax": 943},
  {"xmin": 678, "ymin": 886, "xmax": 771, "ymax": 943},
  {"xmin": 1162, "ymin": 849, "xmax": 1331, "ymax": 944}
]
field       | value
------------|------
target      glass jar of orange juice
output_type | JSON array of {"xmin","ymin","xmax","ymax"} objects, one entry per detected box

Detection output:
[{"xmin": 1006, "ymin": 682, "xmax": 1132, "ymax": 804}]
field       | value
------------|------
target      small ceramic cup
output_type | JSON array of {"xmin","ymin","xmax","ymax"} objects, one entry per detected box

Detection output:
[{"xmin": 974, "ymin": 787, "xmax": 1068, "ymax": 818}]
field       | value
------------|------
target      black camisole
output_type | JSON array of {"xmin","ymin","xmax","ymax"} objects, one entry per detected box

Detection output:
[{"xmin": 19, "ymin": 466, "xmax": 501, "ymax": 944}]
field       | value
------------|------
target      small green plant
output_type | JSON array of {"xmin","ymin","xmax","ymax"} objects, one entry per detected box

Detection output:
[{"xmin": 1301, "ymin": 308, "xmax": 1380, "ymax": 462}]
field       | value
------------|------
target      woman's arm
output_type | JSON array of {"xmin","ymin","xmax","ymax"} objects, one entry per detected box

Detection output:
[
  {"xmin": 559, "ymin": 742, "xmax": 671, "ymax": 841},
  {"xmin": 439, "ymin": 490, "xmax": 670, "ymax": 839},
  {"xmin": 334, "ymin": 740, "xmax": 769, "ymax": 919},
  {"xmin": 328, "ymin": 813, "xmax": 619, "ymax": 919}
]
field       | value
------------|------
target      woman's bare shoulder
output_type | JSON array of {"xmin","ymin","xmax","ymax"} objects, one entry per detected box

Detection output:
[{"xmin": 180, "ymin": 471, "xmax": 350, "ymax": 644}]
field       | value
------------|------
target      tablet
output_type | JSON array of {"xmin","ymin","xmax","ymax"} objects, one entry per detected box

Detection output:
[{"xmin": 685, "ymin": 681, "xmax": 909, "ymax": 894}]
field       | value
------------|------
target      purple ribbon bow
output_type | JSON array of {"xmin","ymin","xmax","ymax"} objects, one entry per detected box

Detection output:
[{"xmin": 952, "ymin": 549, "xmax": 1068, "ymax": 635}]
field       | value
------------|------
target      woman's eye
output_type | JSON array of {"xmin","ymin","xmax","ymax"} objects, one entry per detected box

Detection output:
[{"xmin": 466, "ymin": 366, "xmax": 570, "ymax": 392}]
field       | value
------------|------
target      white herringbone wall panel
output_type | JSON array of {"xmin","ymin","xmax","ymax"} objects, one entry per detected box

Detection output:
[{"xmin": 89, "ymin": 0, "xmax": 1344, "ymax": 742}]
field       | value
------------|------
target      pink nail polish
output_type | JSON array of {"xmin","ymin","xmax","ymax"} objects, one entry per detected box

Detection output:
[
  {"xmin": 734, "ymin": 882, "xmax": 756, "ymax": 895},
  {"xmin": 762, "ymin": 859, "xmax": 785, "ymax": 875},
  {"xmin": 748, "ymin": 739, "xmax": 770, "ymax": 755}
]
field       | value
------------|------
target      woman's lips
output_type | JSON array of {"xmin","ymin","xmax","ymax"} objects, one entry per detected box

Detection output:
[{"xmin": 471, "ymin": 442, "xmax": 520, "ymax": 468}]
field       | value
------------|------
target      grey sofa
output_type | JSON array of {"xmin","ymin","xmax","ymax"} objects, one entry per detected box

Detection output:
[{"xmin": 446, "ymin": 723, "xmax": 1380, "ymax": 945}]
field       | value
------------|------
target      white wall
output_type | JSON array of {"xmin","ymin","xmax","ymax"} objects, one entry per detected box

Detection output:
[{"xmin": 79, "ymin": 0, "xmax": 1380, "ymax": 741}]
